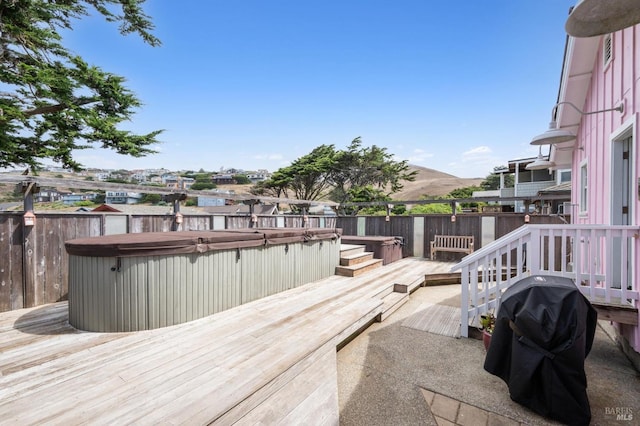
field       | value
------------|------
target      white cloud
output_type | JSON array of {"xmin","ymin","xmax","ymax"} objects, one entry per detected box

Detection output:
[
  {"xmin": 462, "ymin": 146, "xmax": 492, "ymax": 158},
  {"xmin": 446, "ymin": 146, "xmax": 501, "ymax": 178},
  {"xmin": 407, "ymin": 148, "xmax": 434, "ymax": 164}
]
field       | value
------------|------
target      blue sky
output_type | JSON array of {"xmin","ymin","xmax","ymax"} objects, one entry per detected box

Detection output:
[{"xmin": 60, "ymin": 0, "xmax": 575, "ymax": 178}]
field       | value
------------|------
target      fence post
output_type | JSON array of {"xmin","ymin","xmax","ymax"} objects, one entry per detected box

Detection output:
[
  {"xmin": 413, "ymin": 216, "xmax": 425, "ymax": 258},
  {"xmin": 357, "ymin": 217, "xmax": 366, "ymax": 236},
  {"xmin": 21, "ymin": 181, "xmax": 40, "ymax": 308}
]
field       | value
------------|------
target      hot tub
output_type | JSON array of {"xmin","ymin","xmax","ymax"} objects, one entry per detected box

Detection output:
[
  {"xmin": 65, "ymin": 227, "xmax": 341, "ymax": 332},
  {"xmin": 339, "ymin": 235, "xmax": 404, "ymax": 265}
]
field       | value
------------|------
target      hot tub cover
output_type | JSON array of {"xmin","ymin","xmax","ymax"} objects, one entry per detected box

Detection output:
[
  {"xmin": 225, "ymin": 227, "xmax": 341, "ymax": 245},
  {"xmin": 65, "ymin": 228, "xmax": 342, "ymax": 257},
  {"xmin": 484, "ymin": 275, "xmax": 597, "ymax": 426}
]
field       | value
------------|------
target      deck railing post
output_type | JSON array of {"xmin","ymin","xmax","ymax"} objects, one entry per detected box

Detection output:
[{"xmin": 460, "ymin": 265, "xmax": 469, "ymax": 338}]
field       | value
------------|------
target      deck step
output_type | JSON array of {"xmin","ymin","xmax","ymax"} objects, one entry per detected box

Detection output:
[
  {"xmin": 377, "ymin": 291, "xmax": 409, "ymax": 322},
  {"xmin": 335, "ymin": 258, "xmax": 383, "ymax": 277},
  {"xmin": 406, "ymin": 276, "xmax": 425, "ymax": 293},
  {"xmin": 339, "ymin": 244, "xmax": 366, "ymax": 258},
  {"xmin": 340, "ymin": 251, "xmax": 374, "ymax": 266},
  {"xmin": 591, "ymin": 301, "xmax": 638, "ymax": 325}
]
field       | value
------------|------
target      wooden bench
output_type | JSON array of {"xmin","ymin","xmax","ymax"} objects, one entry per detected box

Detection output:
[{"xmin": 430, "ymin": 235, "xmax": 474, "ymax": 259}]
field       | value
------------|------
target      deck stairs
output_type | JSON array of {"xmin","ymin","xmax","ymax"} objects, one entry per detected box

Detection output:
[
  {"xmin": 337, "ymin": 244, "xmax": 422, "ymax": 322},
  {"xmin": 335, "ymin": 244, "xmax": 383, "ymax": 277}
]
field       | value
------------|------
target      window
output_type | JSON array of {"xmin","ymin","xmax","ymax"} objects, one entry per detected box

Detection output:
[
  {"xmin": 579, "ymin": 161, "xmax": 588, "ymax": 213},
  {"xmin": 559, "ymin": 170, "xmax": 571, "ymax": 183},
  {"xmin": 603, "ymin": 33, "xmax": 613, "ymax": 69}
]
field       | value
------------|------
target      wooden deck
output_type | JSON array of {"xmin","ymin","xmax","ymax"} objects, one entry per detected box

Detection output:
[{"xmin": 0, "ymin": 258, "xmax": 454, "ymax": 425}]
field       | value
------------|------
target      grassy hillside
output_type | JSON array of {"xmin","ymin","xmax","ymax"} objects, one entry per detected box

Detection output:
[{"xmin": 0, "ymin": 165, "xmax": 485, "ymax": 207}]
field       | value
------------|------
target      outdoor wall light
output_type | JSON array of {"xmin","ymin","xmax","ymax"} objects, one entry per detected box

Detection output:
[
  {"xmin": 450, "ymin": 215, "xmax": 456, "ymax": 223},
  {"xmin": 526, "ymin": 146, "xmax": 556, "ymax": 170},
  {"xmin": 566, "ymin": 0, "xmax": 640, "ymax": 37},
  {"xmin": 531, "ymin": 101, "xmax": 624, "ymax": 146},
  {"xmin": 174, "ymin": 212, "xmax": 183, "ymax": 224},
  {"xmin": 23, "ymin": 210, "xmax": 36, "ymax": 227}
]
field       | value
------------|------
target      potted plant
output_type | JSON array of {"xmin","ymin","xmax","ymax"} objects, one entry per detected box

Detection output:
[{"xmin": 479, "ymin": 312, "xmax": 495, "ymax": 351}]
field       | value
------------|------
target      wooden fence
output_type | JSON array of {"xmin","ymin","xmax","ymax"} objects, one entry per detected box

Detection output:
[{"xmin": 0, "ymin": 211, "xmax": 564, "ymax": 312}]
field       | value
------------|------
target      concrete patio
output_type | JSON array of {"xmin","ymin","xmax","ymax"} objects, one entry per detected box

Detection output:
[{"xmin": 338, "ymin": 284, "xmax": 640, "ymax": 425}]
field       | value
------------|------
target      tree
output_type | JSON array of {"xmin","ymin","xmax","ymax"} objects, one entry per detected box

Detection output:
[
  {"xmin": 233, "ymin": 174, "xmax": 251, "ymax": 185},
  {"xmin": 256, "ymin": 138, "xmax": 416, "ymax": 206},
  {"xmin": 341, "ymin": 185, "xmax": 390, "ymax": 215},
  {"xmin": 249, "ymin": 169, "xmax": 292, "ymax": 199},
  {"xmin": 481, "ymin": 167, "xmax": 514, "ymax": 190},
  {"xmin": 190, "ymin": 182, "xmax": 217, "ymax": 191},
  {"xmin": 0, "ymin": 0, "xmax": 162, "ymax": 172},
  {"xmin": 448, "ymin": 185, "xmax": 483, "ymax": 209},
  {"xmin": 282, "ymin": 144, "xmax": 337, "ymax": 202},
  {"xmin": 330, "ymin": 137, "xmax": 417, "ymax": 204},
  {"xmin": 408, "ymin": 203, "xmax": 457, "ymax": 214}
]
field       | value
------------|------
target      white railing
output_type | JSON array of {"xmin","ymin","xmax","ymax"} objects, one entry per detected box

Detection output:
[{"xmin": 452, "ymin": 224, "xmax": 640, "ymax": 337}]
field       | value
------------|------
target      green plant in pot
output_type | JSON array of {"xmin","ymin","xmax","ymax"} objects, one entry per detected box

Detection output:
[{"xmin": 479, "ymin": 312, "xmax": 495, "ymax": 351}]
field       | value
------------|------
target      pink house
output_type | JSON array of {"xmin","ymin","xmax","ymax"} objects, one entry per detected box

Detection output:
[
  {"xmin": 550, "ymin": 3, "xmax": 640, "ymax": 367},
  {"xmin": 453, "ymin": 0, "xmax": 640, "ymax": 369}
]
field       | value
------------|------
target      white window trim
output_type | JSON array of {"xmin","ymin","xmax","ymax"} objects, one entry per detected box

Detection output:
[{"xmin": 609, "ymin": 115, "xmax": 637, "ymax": 225}]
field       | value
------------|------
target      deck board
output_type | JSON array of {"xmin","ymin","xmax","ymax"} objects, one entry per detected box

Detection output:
[{"xmin": 0, "ymin": 258, "xmax": 454, "ymax": 424}]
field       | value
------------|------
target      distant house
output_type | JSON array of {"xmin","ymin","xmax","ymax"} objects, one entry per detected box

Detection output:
[
  {"xmin": 247, "ymin": 170, "xmax": 271, "ymax": 183},
  {"xmin": 212, "ymin": 174, "xmax": 236, "ymax": 185},
  {"xmin": 473, "ymin": 157, "xmax": 571, "ymax": 213},
  {"xmin": 163, "ymin": 175, "xmax": 194, "ymax": 190},
  {"xmin": 34, "ymin": 188, "xmax": 63, "ymax": 203},
  {"xmin": 130, "ymin": 171, "xmax": 148, "ymax": 183},
  {"xmin": 93, "ymin": 172, "xmax": 111, "ymax": 181},
  {"xmin": 60, "ymin": 192, "xmax": 98, "ymax": 205},
  {"xmin": 105, "ymin": 191, "xmax": 142, "ymax": 204},
  {"xmin": 197, "ymin": 196, "xmax": 227, "ymax": 207}
]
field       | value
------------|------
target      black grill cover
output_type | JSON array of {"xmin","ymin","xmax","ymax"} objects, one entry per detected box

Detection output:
[{"xmin": 483, "ymin": 275, "xmax": 597, "ymax": 426}]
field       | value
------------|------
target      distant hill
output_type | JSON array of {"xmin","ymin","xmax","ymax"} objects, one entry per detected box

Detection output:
[
  {"xmin": 223, "ymin": 164, "xmax": 485, "ymax": 201},
  {"xmin": 0, "ymin": 165, "xmax": 486, "ymax": 207},
  {"xmin": 391, "ymin": 165, "xmax": 485, "ymax": 201}
]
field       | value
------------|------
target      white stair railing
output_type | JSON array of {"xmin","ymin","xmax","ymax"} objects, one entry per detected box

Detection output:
[{"xmin": 452, "ymin": 224, "xmax": 640, "ymax": 337}]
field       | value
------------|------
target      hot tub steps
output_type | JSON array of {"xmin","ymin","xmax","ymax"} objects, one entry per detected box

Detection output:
[
  {"xmin": 335, "ymin": 258, "xmax": 384, "ymax": 277},
  {"xmin": 340, "ymin": 251, "xmax": 375, "ymax": 266},
  {"xmin": 339, "ymin": 244, "xmax": 366, "ymax": 258}
]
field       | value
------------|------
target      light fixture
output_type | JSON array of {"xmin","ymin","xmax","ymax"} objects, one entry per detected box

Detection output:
[
  {"xmin": 566, "ymin": 0, "xmax": 640, "ymax": 37},
  {"xmin": 531, "ymin": 100, "xmax": 624, "ymax": 146},
  {"xmin": 526, "ymin": 146, "xmax": 555, "ymax": 170},
  {"xmin": 531, "ymin": 122, "xmax": 576, "ymax": 145}
]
